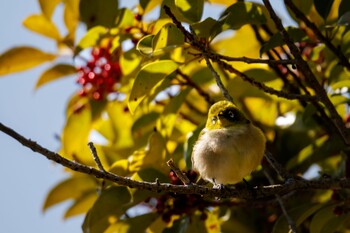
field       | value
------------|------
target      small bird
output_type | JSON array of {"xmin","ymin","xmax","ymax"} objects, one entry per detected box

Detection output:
[{"xmin": 192, "ymin": 100, "xmax": 266, "ymax": 186}]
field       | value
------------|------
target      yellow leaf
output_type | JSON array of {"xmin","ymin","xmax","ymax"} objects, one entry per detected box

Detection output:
[
  {"xmin": 35, "ymin": 64, "xmax": 76, "ymax": 89},
  {"xmin": 38, "ymin": 0, "xmax": 62, "ymax": 18},
  {"xmin": 43, "ymin": 175, "xmax": 97, "ymax": 211},
  {"xmin": 128, "ymin": 60, "xmax": 179, "ymax": 113},
  {"xmin": 64, "ymin": 0, "xmax": 80, "ymax": 38},
  {"xmin": 23, "ymin": 14, "xmax": 61, "ymax": 40},
  {"xmin": 0, "ymin": 46, "xmax": 56, "ymax": 76},
  {"xmin": 64, "ymin": 191, "xmax": 98, "ymax": 218}
]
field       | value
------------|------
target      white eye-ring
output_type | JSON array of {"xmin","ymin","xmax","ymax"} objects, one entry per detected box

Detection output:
[
  {"xmin": 212, "ymin": 117, "xmax": 217, "ymax": 125},
  {"xmin": 228, "ymin": 110, "xmax": 235, "ymax": 119}
]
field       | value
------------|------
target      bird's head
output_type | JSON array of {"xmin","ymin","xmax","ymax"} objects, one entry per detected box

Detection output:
[{"xmin": 206, "ymin": 100, "xmax": 250, "ymax": 129}]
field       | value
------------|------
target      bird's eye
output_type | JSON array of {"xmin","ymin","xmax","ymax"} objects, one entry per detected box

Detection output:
[{"xmin": 227, "ymin": 110, "xmax": 235, "ymax": 119}]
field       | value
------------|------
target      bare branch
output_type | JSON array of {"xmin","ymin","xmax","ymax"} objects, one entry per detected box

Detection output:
[
  {"xmin": 216, "ymin": 54, "xmax": 297, "ymax": 65},
  {"xmin": 203, "ymin": 54, "xmax": 235, "ymax": 103},
  {"xmin": 2, "ymin": 121, "xmax": 350, "ymax": 200},
  {"xmin": 167, "ymin": 159, "xmax": 192, "ymax": 185},
  {"xmin": 264, "ymin": 171, "xmax": 297, "ymax": 233},
  {"xmin": 88, "ymin": 142, "xmax": 106, "ymax": 173}
]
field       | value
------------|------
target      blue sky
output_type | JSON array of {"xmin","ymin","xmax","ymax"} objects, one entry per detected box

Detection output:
[{"xmin": 0, "ymin": 1, "xmax": 292, "ymax": 232}]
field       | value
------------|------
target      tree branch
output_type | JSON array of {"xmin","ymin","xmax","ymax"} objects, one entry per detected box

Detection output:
[
  {"xmin": 2, "ymin": 121, "xmax": 350, "ymax": 200},
  {"xmin": 216, "ymin": 54, "xmax": 297, "ymax": 65}
]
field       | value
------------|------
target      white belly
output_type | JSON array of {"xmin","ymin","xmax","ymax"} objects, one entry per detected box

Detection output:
[{"xmin": 192, "ymin": 125, "xmax": 265, "ymax": 184}]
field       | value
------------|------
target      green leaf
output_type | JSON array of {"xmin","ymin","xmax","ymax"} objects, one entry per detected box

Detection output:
[
  {"xmin": 75, "ymin": 26, "xmax": 108, "ymax": 54},
  {"xmin": 79, "ymin": 0, "xmax": 119, "ymax": 29},
  {"xmin": 0, "ymin": 46, "xmax": 56, "ymax": 76},
  {"xmin": 136, "ymin": 35, "xmax": 155, "ymax": 56},
  {"xmin": 213, "ymin": 2, "xmax": 266, "ymax": 37},
  {"xmin": 105, "ymin": 213, "xmax": 158, "ymax": 233},
  {"xmin": 43, "ymin": 175, "xmax": 97, "ymax": 211},
  {"xmin": 153, "ymin": 23, "xmax": 185, "ymax": 55},
  {"xmin": 23, "ymin": 14, "xmax": 61, "ymax": 40},
  {"xmin": 339, "ymin": 0, "xmax": 350, "ymax": 18},
  {"xmin": 38, "ymin": 0, "xmax": 62, "ymax": 18},
  {"xmin": 287, "ymin": 0, "xmax": 313, "ymax": 22},
  {"xmin": 64, "ymin": 191, "xmax": 98, "ymax": 218},
  {"xmin": 314, "ymin": 0, "xmax": 334, "ymax": 20},
  {"xmin": 128, "ymin": 60, "xmax": 179, "ymax": 113},
  {"xmin": 64, "ymin": 0, "xmax": 80, "ymax": 38},
  {"xmin": 82, "ymin": 186, "xmax": 131, "ymax": 233},
  {"xmin": 310, "ymin": 203, "xmax": 344, "ymax": 233},
  {"xmin": 158, "ymin": 87, "xmax": 191, "ymax": 137},
  {"xmin": 331, "ymin": 80, "xmax": 350, "ymax": 90},
  {"xmin": 115, "ymin": 8, "xmax": 135, "ymax": 28},
  {"xmin": 175, "ymin": 0, "xmax": 204, "ymax": 22},
  {"xmin": 61, "ymin": 101, "xmax": 92, "ymax": 160},
  {"xmin": 132, "ymin": 111, "xmax": 160, "ymax": 144},
  {"xmin": 191, "ymin": 17, "xmax": 218, "ymax": 39},
  {"xmin": 272, "ymin": 203, "xmax": 324, "ymax": 233},
  {"xmin": 35, "ymin": 64, "xmax": 76, "ymax": 89},
  {"xmin": 260, "ymin": 27, "xmax": 310, "ymax": 56}
]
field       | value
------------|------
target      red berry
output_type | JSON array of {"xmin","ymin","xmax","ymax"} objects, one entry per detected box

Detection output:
[{"xmin": 134, "ymin": 14, "xmax": 142, "ymax": 21}]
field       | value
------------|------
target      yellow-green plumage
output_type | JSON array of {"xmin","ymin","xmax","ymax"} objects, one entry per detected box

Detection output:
[{"xmin": 192, "ymin": 100, "xmax": 266, "ymax": 185}]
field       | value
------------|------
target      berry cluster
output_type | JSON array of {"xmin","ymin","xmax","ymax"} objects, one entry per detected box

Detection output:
[
  {"xmin": 76, "ymin": 45, "xmax": 122, "ymax": 101},
  {"xmin": 155, "ymin": 170, "xmax": 208, "ymax": 222}
]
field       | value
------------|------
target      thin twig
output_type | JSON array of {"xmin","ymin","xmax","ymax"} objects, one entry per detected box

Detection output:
[
  {"xmin": 203, "ymin": 55, "xmax": 235, "ymax": 103},
  {"xmin": 176, "ymin": 69, "xmax": 214, "ymax": 104},
  {"xmin": 264, "ymin": 170, "xmax": 298, "ymax": 233},
  {"xmin": 216, "ymin": 54, "xmax": 297, "ymax": 65},
  {"xmin": 88, "ymin": 142, "xmax": 106, "ymax": 173},
  {"xmin": 264, "ymin": 152, "xmax": 291, "ymax": 180},
  {"xmin": 219, "ymin": 60, "xmax": 319, "ymax": 102},
  {"xmin": 167, "ymin": 159, "xmax": 192, "ymax": 185},
  {"xmin": 284, "ymin": 0, "xmax": 350, "ymax": 70}
]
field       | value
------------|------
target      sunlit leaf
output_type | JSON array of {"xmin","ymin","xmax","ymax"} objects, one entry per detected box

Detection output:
[
  {"xmin": 61, "ymin": 101, "xmax": 92, "ymax": 161},
  {"xmin": 35, "ymin": 64, "xmax": 76, "ymax": 89},
  {"xmin": 79, "ymin": 0, "xmax": 119, "ymax": 29},
  {"xmin": 128, "ymin": 60, "xmax": 179, "ymax": 113},
  {"xmin": 175, "ymin": 0, "xmax": 204, "ymax": 22},
  {"xmin": 314, "ymin": 0, "xmax": 334, "ymax": 20},
  {"xmin": 136, "ymin": 35, "xmax": 155, "ymax": 56},
  {"xmin": 75, "ymin": 26, "xmax": 108, "ymax": 54},
  {"xmin": 191, "ymin": 17, "xmax": 218, "ymax": 39},
  {"xmin": 0, "ymin": 46, "xmax": 56, "ymax": 76},
  {"xmin": 120, "ymin": 48, "xmax": 142, "ymax": 76},
  {"xmin": 105, "ymin": 213, "xmax": 158, "ymax": 233},
  {"xmin": 272, "ymin": 203, "xmax": 323, "ymax": 233},
  {"xmin": 213, "ymin": 2, "xmax": 266, "ymax": 37},
  {"xmin": 132, "ymin": 111, "xmax": 160, "ymax": 144},
  {"xmin": 140, "ymin": 0, "xmax": 163, "ymax": 13},
  {"xmin": 64, "ymin": 191, "xmax": 98, "ymax": 218},
  {"xmin": 23, "ymin": 14, "xmax": 61, "ymax": 40},
  {"xmin": 82, "ymin": 186, "xmax": 131, "ymax": 233},
  {"xmin": 43, "ymin": 175, "xmax": 97, "ymax": 211},
  {"xmin": 115, "ymin": 8, "xmax": 135, "ymax": 28},
  {"xmin": 64, "ymin": 0, "xmax": 80, "ymax": 39},
  {"xmin": 129, "ymin": 132, "xmax": 167, "ymax": 172},
  {"xmin": 153, "ymin": 23, "xmax": 185, "ymax": 54},
  {"xmin": 39, "ymin": 0, "xmax": 62, "ymax": 18}
]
